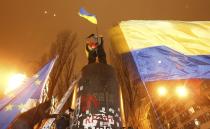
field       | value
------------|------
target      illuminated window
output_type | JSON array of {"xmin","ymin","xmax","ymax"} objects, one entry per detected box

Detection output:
[
  {"xmin": 188, "ymin": 107, "xmax": 195, "ymax": 114},
  {"xmin": 194, "ymin": 118, "xmax": 200, "ymax": 127}
]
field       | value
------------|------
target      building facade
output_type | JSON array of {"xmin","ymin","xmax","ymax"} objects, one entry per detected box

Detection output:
[{"xmin": 149, "ymin": 80, "xmax": 210, "ymax": 129}]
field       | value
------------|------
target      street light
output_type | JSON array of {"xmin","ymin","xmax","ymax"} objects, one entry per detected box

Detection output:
[
  {"xmin": 157, "ymin": 86, "xmax": 167, "ymax": 96},
  {"xmin": 176, "ymin": 86, "xmax": 188, "ymax": 98}
]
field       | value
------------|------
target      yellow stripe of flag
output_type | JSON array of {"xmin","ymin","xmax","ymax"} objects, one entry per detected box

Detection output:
[
  {"xmin": 119, "ymin": 20, "xmax": 210, "ymax": 55},
  {"xmin": 79, "ymin": 8, "xmax": 97, "ymax": 24}
]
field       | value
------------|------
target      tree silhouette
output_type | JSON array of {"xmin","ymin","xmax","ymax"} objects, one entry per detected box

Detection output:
[
  {"xmin": 39, "ymin": 31, "xmax": 78, "ymax": 101},
  {"xmin": 109, "ymin": 48, "xmax": 151, "ymax": 129}
]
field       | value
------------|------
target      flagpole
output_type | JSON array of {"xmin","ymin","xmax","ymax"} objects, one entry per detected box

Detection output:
[
  {"xmin": 40, "ymin": 56, "xmax": 58, "ymax": 103},
  {"xmin": 96, "ymin": 23, "xmax": 99, "ymax": 45},
  {"xmin": 41, "ymin": 79, "xmax": 79, "ymax": 129},
  {"xmin": 96, "ymin": 25, "xmax": 99, "ymax": 37}
]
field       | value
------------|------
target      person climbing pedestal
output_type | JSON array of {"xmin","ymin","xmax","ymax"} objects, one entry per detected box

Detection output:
[{"xmin": 85, "ymin": 34, "xmax": 107, "ymax": 64}]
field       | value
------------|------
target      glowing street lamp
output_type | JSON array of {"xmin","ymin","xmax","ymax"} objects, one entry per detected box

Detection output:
[
  {"xmin": 176, "ymin": 86, "xmax": 188, "ymax": 98},
  {"xmin": 4, "ymin": 73, "xmax": 27, "ymax": 94},
  {"xmin": 157, "ymin": 86, "xmax": 167, "ymax": 96}
]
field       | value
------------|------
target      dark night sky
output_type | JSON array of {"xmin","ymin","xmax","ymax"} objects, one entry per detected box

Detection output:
[{"xmin": 0, "ymin": 0, "xmax": 210, "ymax": 74}]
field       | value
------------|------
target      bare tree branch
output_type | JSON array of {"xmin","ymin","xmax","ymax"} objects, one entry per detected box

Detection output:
[
  {"xmin": 39, "ymin": 31, "xmax": 78, "ymax": 102},
  {"xmin": 109, "ymin": 47, "xmax": 151, "ymax": 129}
]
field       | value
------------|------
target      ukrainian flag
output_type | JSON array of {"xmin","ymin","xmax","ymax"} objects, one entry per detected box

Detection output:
[
  {"xmin": 110, "ymin": 20, "xmax": 210, "ymax": 82},
  {"xmin": 79, "ymin": 7, "xmax": 97, "ymax": 24}
]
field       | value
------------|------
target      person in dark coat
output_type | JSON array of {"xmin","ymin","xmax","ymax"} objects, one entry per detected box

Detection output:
[
  {"xmin": 7, "ymin": 100, "xmax": 56, "ymax": 129},
  {"xmin": 85, "ymin": 34, "xmax": 107, "ymax": 64},
  {"xmin": 55, "ymin": 108, "xmax": 74, "ymax": 129},
  {"xmin": 55, "ymin": 113, "xmax": 69, "ymax": 129}
]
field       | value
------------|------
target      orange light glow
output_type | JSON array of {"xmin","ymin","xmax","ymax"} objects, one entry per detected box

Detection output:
[
  {"xmin": 4, "ymin": 73, "xmax": 27, "ymax": 94},
  {"xmin": 176, "ymin": 86, "xmax": 188, "ymax": 98},
  {"xmin": 157, "ymin": 86, "xmax": 167, "ymax": 96}
]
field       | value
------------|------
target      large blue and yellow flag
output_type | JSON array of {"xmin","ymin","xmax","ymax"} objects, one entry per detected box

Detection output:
[
  {"xmin": 78, "ymin": 7, "xmax": 97, "ymax": 24},
  {"xmin": 0, "ymin": 58, "xmax": 56, "ymax": 129},
  {"xmin": 112, "ymin": 20, "xmax": 210, "ymax": 82}
]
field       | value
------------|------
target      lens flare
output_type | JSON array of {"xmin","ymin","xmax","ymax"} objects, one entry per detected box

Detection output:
[
  {"xmin": 157, "ymin": 86, "xmax": 167, "ymax": 96},
  {"xmin": 176, "ymin": 86, "xmax": 188, "ymax": 97},
  {"xmin": 4, "ymin": 73, "xmax": 26, "ymax": 94}
]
